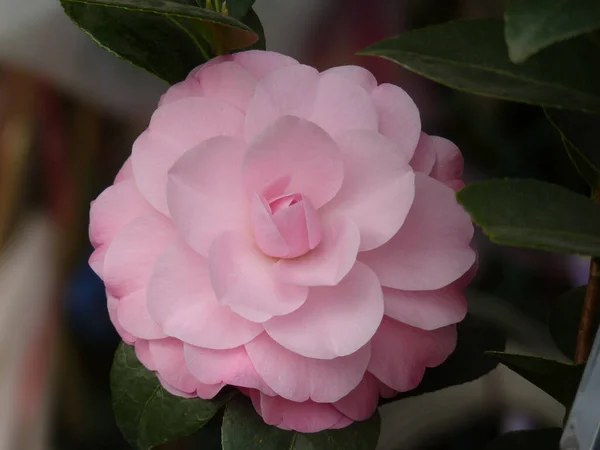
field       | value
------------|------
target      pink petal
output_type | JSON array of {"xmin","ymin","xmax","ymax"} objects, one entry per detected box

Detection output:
[
  {"xmin": 333, "ymin": 373, "xmax": 379, "ymax": 421},
  {"xmin": 244, "ymin": 64, "xmax": 319, "ymax": 141},
  {"xmin": 383, "ymin": 286, "xmax": 467, "ymax": 330},
  {"xmin": 368, "ymin": 317, "xmax": 457, "ymax": 392},
  {"xmin": 147, "ymin": 240, "xmax": 262, "ymax": 349},
  {"xmin": 321, "ymin": 66, "xmax": 378, "ymax": 93},
  {"xmin": 359, "ymin": 173, "xmax": 475, "ymax": 290},
  {"xmin": 184, "ymin": 344, "xmax": 274, "ymax": 395},
  {"xmin": 89, "ymin": 179, "xmax": 153, "ymax": 248},
  {"xmin": 158, "ymin": 79, "xmax": 204, "ymax": 107},
  {"xmin": 245, "ymin": 334, "xmax": 370, "ymax": 403},
  {"xmin": 117, "ymin": 290, "xmax": 166, "ymax": 339},
  {"xmin": 429, "ymin": 136, "xmax": 464, "ymax": 183},
  {"xmin": 310, "ymin": 71, "xmax": 378, "ymax": 137},
  {"xmin": 250, "ymin": 390, "xmax": 347, "ymax": 433},
  {"xmin": 167, "ymin": 136, "xmax": 248, "ymax": 256},
  {"xmin": 135, "ymin": 340, "xmax": 156, "ymax": 370},
  {"xmin": 209, "ymin": 231, "xmax": 308, "ymax": 322},
  {"xmin": 322, "ymin": 130, "xmax": 415, "ymax": 251},
  {"xmin": 114, "ymin": 158, "xmax": 134, "ymax": 182},
  {"xmin": 410, "ymin": 132, "xmax": 436, "ymax": 175},
  {"xmin": 102, "ymin": 213, "xmax": 176, "ymax": 298},
  {"xmin": 273, "ymin": 217, "xmax": 360, "ymax": 287},
  {"xmin": 243, "ymin": 116, "xmax": 343, "ymax": 209},
  {"xmin": 265, "ymin": 262, "xmax": 384, "ymax": 359},
  {"xmin": 107, "ymin": 293, "xmax": 136, "ymax": 344},
  {"xmin": 149, "ymin": 338, "xmax": 200, "ymax": 394},
  {"xmin": 195, "ymin": 382, "xmax": 225, "ymax": 399},
  {"xmin": 194, "ymin": 61, "xmax": 258, "ymax": 111},
  {"xmin": 89, "ymin": 245, "xmax": 108, "ymax": 278},
  {"xmin": 372, "ymin": 83, "xmax": 421, "ymax": 160},
  {"xmin": 132, "ymin": 97, "xmax": 244, "ymax": 213},
  {"xmin": 232, "ymin": 50, "xmax": 298, "ymax": 78}
]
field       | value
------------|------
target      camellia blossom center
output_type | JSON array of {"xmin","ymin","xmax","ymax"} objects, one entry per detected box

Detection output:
[{"xmin": 251, "ymin": 191, "xmax": 322, "ymax": 258}]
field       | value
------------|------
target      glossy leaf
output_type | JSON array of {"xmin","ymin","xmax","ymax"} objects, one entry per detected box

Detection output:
[
  {"xmin": 488, "ymin": 352, "xmax": 584, "ymax": 407},
  {"xmin": 457, "ymin": 179, "xmax": 600, "ymax": 256},
  {"xmin": 549, "ymin": 286, "xmax": 600, "ymax": 360},
  {"xmin": 60, "ymin": 0, "xmax": 259, "ymax": 84},
  {"xmin": 111, "ymin": 342, "xmax": 232, "ymax": 450},
  {"xmin": 505, "ymin": 0, "xmax": 600, "ymax": 63},
  {"xmin": 485, "ymin": 428, "xmax": 562, "ymax": 450},
  {"xmin": 222, "ymin": 396, "xmax": 381, "ymax": 450},
  {"xmin": 359, "ymin": 20, "xmax": 600, "ymax": 113},
  {"xmin": 381, "ymin": 315, "xmax": 505, "ymax": 404}
]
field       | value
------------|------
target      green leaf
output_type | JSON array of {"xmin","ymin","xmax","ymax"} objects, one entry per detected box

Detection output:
[
  {"xmin": 60, "ymin": 0, "xmax": 259, "ymax": 84},
  {"xmin": 224, "ymin": 0, "xmax": 255, "ymax": 20},
  {"xmin": 111, "ymin": 342, "xmax": 233, "ymax": 450},
  {"xmin": 549, "ymin": 286, "xmax": 600, "ymax": 360},
  {"xmin": 485, "ymin": 428, "xmax": 562, "ymax": 450},
  {"xmin": 381, "ymin": 316, "xmax": 505, "ymax": 403},
  {"xmin": 545, "ymin": 108, "xmax": 600, "ymax": 187},
  {"xmin": 457, "ymin": 179, "xmax": 600, "ymax": 256},
  {"xmin": 222, "ymin": 396, "xmax": 381, "ymax": 450},
  {"xmin": 359, "ymin": 20, "xmax": 600, "ymax": 113},
  {"xmin": 487, "ymin": 351, "xmax": 584, "ymax": 407},
  {"xmin": 505, "ymin": 0, "xmax": 600, "ymax": 63}
]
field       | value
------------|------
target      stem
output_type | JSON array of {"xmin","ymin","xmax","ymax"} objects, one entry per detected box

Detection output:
[{"xmin": 574, "ymin": 189, "xmax": 600, "ymax": 364}]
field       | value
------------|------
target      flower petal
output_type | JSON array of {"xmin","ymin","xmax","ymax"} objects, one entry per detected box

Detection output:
[
  {"xmin": 372, "ymin": 83, "xmax": 421, "ymax": 160},
  {"xmin": 135, "ymin": 340, "xmax": 156, "ymax": 370},
  {"xmin": 243, "ymin": 116, "xmax": 343, "ymax": 208},
  {"xmin": 265, "ymin": 262, "xmax": 384, "ymax": 359},
  {"xmin": 103, "ymin": 213, "xmax": 176, "ymax": 298},
  {"xmin": 167, "ymin": 136, "xmax": 248, "ymax": 256},
  {"xmin": 194, "ymin": 61, "xmax": 258, "ymax": 111},
  {"xmin": 107, "ymin": 293, "xmax": 135, "ymax": 344},
  {"xmin": 359, "ymin": 173, "xmax": 475, "ymax": 290},
  {"xmin": 117, "ymin": 290, "xmax": 166, "ymax": 339},
  {"xmin": 273, "ymin": 217, "xmax": 360, "ymax": 287},
  {"xmin": 321, "ymin": 66, "xmax": 377, "ymax": 93},
  {"xmin": 410, "ymin": 132, "xmax": 436, "ymax": 175},
  {"xmin": 368, "ymin": 317, "xmax": 457, "ymax": 392},
  {"xmin": 209, "ymin": 231, "xmax": 308, "ymax": 322},
  {"xmin": 333, "ymin": 373, "xmax": 379, "ymax": 421},
  {"xmin": 429, "ymin": 136, "xmax": 464, "ymax": 184},
  {"xmin": 245, "ymin": 334, "xmax": 370, "ymax": 403},
  {"xmin": 230, "ymin": 50, "xmax": 298, "ymax": 79},
  {"xmin": 383, "ymin": 286, "xmax": 467, "ymax": 330},
  {"xmin": 149, "ymin": 338, "xmax": 201, "ymax": 394},
  {"xmin": 132, "ymin": 98, "xmax": 244, "ymax": 213},
  {"xmin": 115, "ymin": 157, "xmax": 134, "ymax": 182},
  {"xmin": 147, "ymin": 239, "xmax": 262, "ymax": 349},
  {"xmin": 184, "ymin": 344, "xmax": 274, "ymax": 394},
  {"xmin": 322, "ymin": 130, "xmax": 415, "ymax": 251},
  {"xmin": 250, "ymin": 390, "xmax": 347, "ymax": 433}
]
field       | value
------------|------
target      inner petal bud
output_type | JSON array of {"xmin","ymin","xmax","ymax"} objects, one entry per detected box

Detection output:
[{"xmin": 251, "ymin": 192, "xmax": 322, "ymax": 258}]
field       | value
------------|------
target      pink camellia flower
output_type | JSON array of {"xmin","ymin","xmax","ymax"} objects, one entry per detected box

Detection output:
[{"xmin": 90, "ymin": 50, "xmax": 475, "ymax": 433}]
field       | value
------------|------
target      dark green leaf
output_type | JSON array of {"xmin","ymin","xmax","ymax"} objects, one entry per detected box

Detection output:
[
  {"xmin": 487, "ymin": 351, "xmax": 584, "ymax": 407},
  {"xmin": 222, "ymin": 396, "xmax": 381, "ymax": 450},
  {"xmin": 505, "ymin": 0, "xmax": 600, "ymax": 63},
  {"xmin": 545, "ymin": 108, "xmax": 600, "ymax": 187},
  {"xmin": 60, "ymin": 0, "xmax": 259, "ymax": 84},
  {"xmin": 239, "ymin": 7, "xmax": 265, "ymax": 51},
  {"xmin": 457, "ymin": 179, "xmax": 600, "ymax": 256},
  {"xmin": 380, "ymin": 316, "xmax": 505, "ymax": 404},
  {"xmin": 359, "ymin": 20, "xmax": 600, "ymax": 113},
  {"xmin": 549, "ymin": 286, "xmax": 600, "ymax": 360},
  {"xmin": 224, "ymin": 0, "xmax": 255, "ymax": 20},
  {"xmin": 485, "ymin": 428, "xmax": 562, "ymax": 450},
  {"xmin": 111, "ymin": 342, "xmax": 232, "ymax": 450}
]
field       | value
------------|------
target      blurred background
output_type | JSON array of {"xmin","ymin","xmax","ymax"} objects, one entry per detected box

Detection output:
[{"xmin": 0, "ymin": 0, "xmax": 591, "ymax": 449}]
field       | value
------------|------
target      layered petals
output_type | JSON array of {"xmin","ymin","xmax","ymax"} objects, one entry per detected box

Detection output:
[
  {"xmin": 117, "ymin": 290, "xmax": 166, "ymax": 339},
  {"xmin": 333, "ymin": 373, "xmax": 380, "ymax": 421}
]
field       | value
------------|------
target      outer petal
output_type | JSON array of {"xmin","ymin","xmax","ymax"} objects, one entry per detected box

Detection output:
[
  {"xmin": 149, "ymin": 338, "xmax": 201, "ymax": 394},
  {"xmin": 333, "ymin": 373, "xmax": 379, "ymax": 421},
  {"xmin": 372, "ymin": 83, "xmax": 421, "ymax": 160},
  {"xmin": 383, "ymin": 286, "xmax": 467, "ymax": 330},
  {"xmin": 158, "ymin": 79, "xmax": 204, "ymax": 107},
  {"xmin": 147, "ymin": 239, "xmax": 262, "ymax": 349},
  {"xmin": 107, "ymin": 293, "xmax": 135, "ymax": 344},
  {"xmin": 321, "ymin": 66, "xmax": 377, "ymax": 93},
  {"xmin": 114, "ymin": 157, "xmax": 134, "ymax": 182},
  {"xmin": 135, "ymin": 340, "xmax": 156, "ymax": 370},
  {"xmin": 273, "ymin": 217, "xmax": 360, "ymax": 287},
  {"xmin": 368, "ymin": 317, "xmax": 457, "ymax": 392},
  {"xmin": 429, "ymin": 136, "xmax": 464, "ymax": 183},
  {"xmin": 359, "ymin": 173, "xmax": 475, "ymax": 291},
  {"xmin": 103, "ymin": 213, "xmax": 176, "ymax": 298},
  {"xmin": 117, "ymin": 290, "xmax": 166, "ymax": 339},
  {"xmin": 410, "ymin": 132, "xmax": 436, "ymax": 175},
  {"xmin": 245, "ymin": 334, "xmax": 370, "ymax": 403},
  {"xmin": 322, "ymin": 130, "xmax": 415, "ymax": 251},
  {"xmin": 167, "ymin": 136, "xmax": 248, "ymax": 256},
  {"xmin": 132, "ymin": 97, "xmax": 244, "ymax": 213},
  {"xmin": 209, "ymin": 231, "xmax": 308, "ymax": 322},
  {"xmin": 194, "ymin": 61, "xmax": 258, "ymax": 111},
  {"xmin": 309, "ymin": 71, "xmax": 378, "ymax": 136},
  {"xmin": 250, "ymin": 391, "xmax": 347, "ymax": 433},
  {"xmin": 230, "ymin": 50, "xmax": 298, "ymax": 79},
  {"xmin": 265, "ymin": 262, "xmax": 384, "ymax": 359},
  {"xmin": 243, "ymin": 116, "xmax": 343, "ymax": 208},
  {"xmin": 244, "ymin": 64, "xmax": 319, "ymax": 141},
  {"xmin": 184, "ymin": 344, "xmax": 274, "ymax": 395}
]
